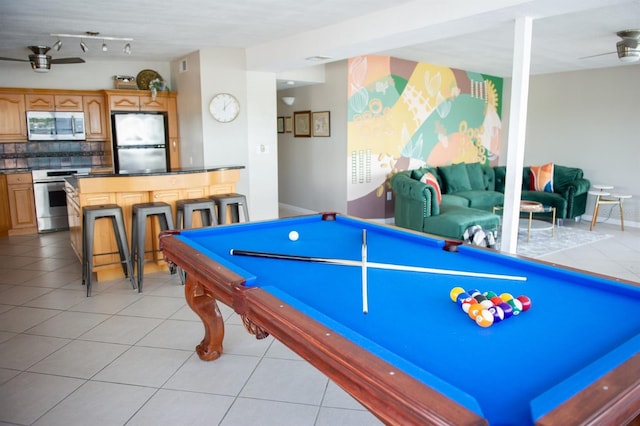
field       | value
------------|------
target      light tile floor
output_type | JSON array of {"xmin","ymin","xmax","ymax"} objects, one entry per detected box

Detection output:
[{"xmin": 0, "ymin": 214, "xmax": 638, "ymax": 426}]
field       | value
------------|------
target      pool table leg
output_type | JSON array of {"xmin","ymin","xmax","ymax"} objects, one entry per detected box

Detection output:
[{"xmin": 184, "ymin": 275, "xmax": 224, "ymax": 361}]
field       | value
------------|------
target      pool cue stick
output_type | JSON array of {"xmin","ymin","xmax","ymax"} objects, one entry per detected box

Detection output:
[
  {"xmin": 229, "ymin": 249, "xmax": 527, "ymax": 281},
  {"xmin": 361, "ymin": 229, "xmax": 368, "ymax": 314}
]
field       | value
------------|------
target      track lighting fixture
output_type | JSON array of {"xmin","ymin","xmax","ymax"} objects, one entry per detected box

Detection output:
[{"xmin": 50, "ymin": 31, "xmax": 133, "ymax": 55}]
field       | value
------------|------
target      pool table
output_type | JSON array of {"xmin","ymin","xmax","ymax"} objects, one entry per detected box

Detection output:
[{"xmin": 160, "ymin": 213, "xmax": 640, "ymax": 426}]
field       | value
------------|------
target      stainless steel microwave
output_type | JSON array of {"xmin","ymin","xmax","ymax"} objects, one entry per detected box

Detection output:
[{"xmin": 26, "ymin": 111, "xmax": 86, "ymax": 141}]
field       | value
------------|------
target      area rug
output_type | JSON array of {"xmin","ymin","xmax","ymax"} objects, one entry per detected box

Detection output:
[{"xmin": 496, "ymin": 225, "xmax": 613, "ymax": 258}]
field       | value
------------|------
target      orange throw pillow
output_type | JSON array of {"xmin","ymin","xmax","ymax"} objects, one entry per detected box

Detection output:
[
  {"xmin": 420, "ymin": 172, "xmax": 442, "ymax": 204},
  {"xmin": 529, "ymin": 163, "xmax": 554, "ymax": 192}
]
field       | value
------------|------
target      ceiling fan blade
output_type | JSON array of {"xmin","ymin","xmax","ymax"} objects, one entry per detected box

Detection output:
[
  {"xmin": 51, "ymin": 57, "xmax": 85, "ymax": 64},
  {"xmin": 0, "ymin": 56, "xmax": 30, "ymax": 62},
  {"xmin": 579, "ymin": 51, "xmax": 616, "ymax": 60}
]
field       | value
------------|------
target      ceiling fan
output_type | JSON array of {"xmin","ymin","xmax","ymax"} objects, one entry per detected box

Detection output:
[
  {"xmin": 580, "ymin": 29, "xmax": 640, "ymax": 63},
  {"xmin": 0, "ymin": 45, "xmax": 85, "ymax": 72}
]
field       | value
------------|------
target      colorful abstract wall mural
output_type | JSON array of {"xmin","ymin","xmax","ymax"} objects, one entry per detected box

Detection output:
[{"xmin": 347, "ymin": 55, "xmax": 503, "ymax": 219}]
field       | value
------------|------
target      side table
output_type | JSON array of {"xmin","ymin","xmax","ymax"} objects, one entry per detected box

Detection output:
[{"xmin": 589, "ymin": 185, "xmax": 632, "ymax": 231}]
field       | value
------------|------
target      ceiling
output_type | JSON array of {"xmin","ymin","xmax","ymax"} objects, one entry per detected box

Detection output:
[{"xmin": 0, "ymin": 0, "xmax": 638, "ymax": 85}]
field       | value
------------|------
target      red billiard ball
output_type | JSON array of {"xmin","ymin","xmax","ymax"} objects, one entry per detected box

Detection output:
[
  {"xmin": 461, "ymin": 298, "xmax": 476, "ymax": 313},
  {"xmin": 490, "ymin": 296, "xmax": 504, "ymax": 306},
  {"xmin": 517, "ymin": 295, "xmax": 532, "ymax": 311}
]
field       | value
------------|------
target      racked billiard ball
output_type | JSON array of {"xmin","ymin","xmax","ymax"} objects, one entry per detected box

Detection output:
[{"xmin": 517, "ymin": 295, "xmax": 532, "ymax": 311}]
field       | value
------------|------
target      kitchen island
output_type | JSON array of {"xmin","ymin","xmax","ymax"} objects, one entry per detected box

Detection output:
[{"xmin": 66, "ymin": 166, "xmax": 243, "ymax": 282}]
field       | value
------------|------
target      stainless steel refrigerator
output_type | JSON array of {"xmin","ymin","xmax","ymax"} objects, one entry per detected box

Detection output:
[{"xmin": 112, "ymin": 112, "xmax": 168, "ymax": 174}]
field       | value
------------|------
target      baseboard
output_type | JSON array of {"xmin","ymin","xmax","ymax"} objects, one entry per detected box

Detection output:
[{"xmin": 581, "ymin": 214, "xmax": 639, "ymax": 229}]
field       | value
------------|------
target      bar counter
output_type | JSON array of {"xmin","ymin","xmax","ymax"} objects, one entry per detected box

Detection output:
[{"xmin": 65, "ymin": 166, "xmax": 244, "ymax": 282}]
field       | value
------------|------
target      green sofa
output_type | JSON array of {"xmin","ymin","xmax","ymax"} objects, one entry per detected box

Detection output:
[{"xmin": 390, "ymin": 162, "xmax": 590, "ymax": 240}]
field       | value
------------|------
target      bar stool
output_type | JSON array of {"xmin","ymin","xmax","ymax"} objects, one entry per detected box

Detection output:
[
  {"xmin": 82, "ymin": 204, "xmax": 136, "ymax": 297},
  {"xmin": 210, "ymin": 193, "xmax": 249, "ymax": 224},
  {"xmin": 176, "ymin": 198, "xmax": 218, "ymax": 229},
  {"xmin": 131, "ymin": 202, "xmax": 175, "ymax": 292}
]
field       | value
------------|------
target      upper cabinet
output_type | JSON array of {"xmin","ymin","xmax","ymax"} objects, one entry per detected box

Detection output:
[
  {"xmin": 0, "ymin": 92, "xmax": 27, "ymax": 141},
  {"xmin": 83, "ymin": 95, "xmax": 108, "ymax": 140},
  {"xmin": 25, "ymin": 93, "xmax": 83, "ymax": 111},
  {"xmin": 106, "ymin": 90, "xmax": 170, "ymax": 112}
]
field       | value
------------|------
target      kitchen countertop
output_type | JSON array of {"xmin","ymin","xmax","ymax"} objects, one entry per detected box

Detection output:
[{"xmin": 64, "ymin": 165, "xmax": 245, "ymax": 189}]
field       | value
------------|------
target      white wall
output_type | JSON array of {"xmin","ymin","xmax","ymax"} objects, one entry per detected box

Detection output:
[
  {"xmin": 171, "ymin": 52, "xmax": 204, "ymax": 168},
  {"xmin": 188, "ymin": 48, "xmax": 279, "ymax": 221},
  {"xmin": 277, "ymin": 61, "xmax": 639, "ymax": 228},
  {"xmin": 277, "ymin": 61, "xmax": 348, "ymax": 214},
  {"xmin": 523, "ymin": 64, "xmax": 640, "ymax": 227},
  {"xmin": 0, "ymin": 59, "xmax": 170, "ymax": 90}
]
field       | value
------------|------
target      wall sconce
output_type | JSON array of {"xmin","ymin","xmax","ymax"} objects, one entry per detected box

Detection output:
[{"xmin": 281, "ymin": 97, "xmax": 295, "ymax": 106}]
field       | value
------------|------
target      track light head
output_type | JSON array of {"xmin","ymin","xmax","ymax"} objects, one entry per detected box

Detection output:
[
  {"xmin": 80, "ymin": 40, "xmax": 88, "ymax": 52},
  {"xmin": 53, "ymin": 39, "xmax": 62, "ymax": 51},
  {"xmin": 101, "ymin": 41, "xmax": 108, "ymax": 52},
  {"xmin": 123, "ymin": 43, "xmax": 131, "ymax": 55}
]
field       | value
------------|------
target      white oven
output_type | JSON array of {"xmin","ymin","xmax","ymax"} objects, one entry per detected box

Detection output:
[{"xmin": 32, "ymin": 168, "xmax": 90, "ymax": 232}]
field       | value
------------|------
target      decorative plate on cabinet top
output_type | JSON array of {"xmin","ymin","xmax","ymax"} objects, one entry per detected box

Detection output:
[{"xmin": 136, "ymin": 69, "xmax": 162, "ymax": 90}]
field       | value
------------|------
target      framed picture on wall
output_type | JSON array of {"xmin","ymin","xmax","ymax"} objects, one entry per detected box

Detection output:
[
  {"xmin": 293, "ymin": 111, "xmax": 311, "ymax": 137},
  {"xmin": 277, "ymin": 116, "xmax": 285, "ymax": 133},
  {"xmin": 312, "ymin": 111, "xmax": 331, "ymax": 137},
  {"xmin": 285, "ymin": 116, "xmax": 293, "ymax": 133}
]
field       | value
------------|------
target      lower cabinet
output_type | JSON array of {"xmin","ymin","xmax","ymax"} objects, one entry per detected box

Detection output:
[
  {"xmin": 65, "ymin": 182, "xmax": 82, "ymax": 258},
  {"xmin": 6, "ymin": 173, "xmax": 37, "ymax": 235}
]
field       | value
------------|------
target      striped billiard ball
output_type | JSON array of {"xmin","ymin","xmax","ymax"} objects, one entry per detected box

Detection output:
[
  {"xmin": 488, "ymin": 305, "xmax": 505, "ymax": 323},
  {"xmin": 475, "ymin": 309, "xmax": 494, "ymax": 327}
]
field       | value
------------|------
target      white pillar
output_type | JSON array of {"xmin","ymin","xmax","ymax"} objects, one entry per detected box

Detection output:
[{"xmin": 502, "ymin": 16, "xmax": 533, "ymax": 254}]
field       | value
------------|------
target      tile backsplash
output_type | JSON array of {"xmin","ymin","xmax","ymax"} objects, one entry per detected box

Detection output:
[{"xmin": 0, "ymin": 141, "xmax": 106, "ymax": 170}]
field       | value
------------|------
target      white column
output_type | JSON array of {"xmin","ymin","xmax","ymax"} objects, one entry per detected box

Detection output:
[{"xmin": 502, "ymin": 16, "xmax": 533, "ymax": 254}]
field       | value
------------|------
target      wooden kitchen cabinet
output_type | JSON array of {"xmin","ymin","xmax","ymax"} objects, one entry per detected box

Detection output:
[
  {"xmin": 0, "ymin": 92, "xmax": 27, "ymax": 141},
  {"xmin": 6, "ymin": 172, "xmax": 37, "ymax": 235},
  {"xmin": 0, "ymin": 174, "xmax": 11, "ymax": 236},
  {"xmin": 25, "ymin": 93, "xmax": 83, "ymax": 111},
  {"xmin": 65, "ymin": 182, "xmax": 81, "ymax": 258},
  {"xmin": 83, "ymin": 95, "xmax": 109, "ymax": 140},
  {"xmin": 167, "ymin": 96, "xmax": 180, "ymax": 169},
  {"xmin": 107, "ymin": 91, "xmax": 169, "ymax": 112}
]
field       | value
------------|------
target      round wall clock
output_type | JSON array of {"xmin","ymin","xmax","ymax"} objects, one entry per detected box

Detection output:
[{"xmin": 209, "ymin": 93, "xmax": 240, "ymax": 123}]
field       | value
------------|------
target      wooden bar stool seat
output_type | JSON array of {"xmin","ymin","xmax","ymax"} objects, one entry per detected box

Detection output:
[{"xmin": 82, "ymin": 204, "xmax": 136, "ymax": 297}]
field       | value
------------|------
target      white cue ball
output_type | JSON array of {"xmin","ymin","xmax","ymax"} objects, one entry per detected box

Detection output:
[{"xmin": 288, "ymin": 231, "xmax": 299, "ymax": 241}]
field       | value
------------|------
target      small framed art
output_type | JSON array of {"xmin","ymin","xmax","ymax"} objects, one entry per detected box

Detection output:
[
  {"xmin": 277, "ymin": 116, "xmax": 285, "ymax": 133},
  {"xmin": 285, "ymin": 116, "xmax": 293, "ymax": 133},
  {"xmin": 293, "ymin": 111, "xmax": 311, "ymax": 137},
  {"xmin": 312, "ymin": 111, "xmax": 331, "ymax": 137}
]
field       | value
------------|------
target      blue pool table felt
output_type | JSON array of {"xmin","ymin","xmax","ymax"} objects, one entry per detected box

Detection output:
[{"xmin": 177, "ymin": 215, "xmax": 640, "ymax": 425}]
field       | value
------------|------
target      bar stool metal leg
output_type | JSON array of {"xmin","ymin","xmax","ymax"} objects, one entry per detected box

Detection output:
[{"xmin": 131, "ymin": 202, "xmax": 175, "ymax": 293}]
